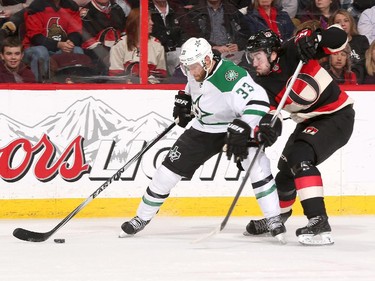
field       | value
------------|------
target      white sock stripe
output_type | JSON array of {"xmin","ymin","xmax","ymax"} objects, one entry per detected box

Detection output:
[{"xmin": 298, "ymin": 186, "xmax": 324, "ymax": 201}]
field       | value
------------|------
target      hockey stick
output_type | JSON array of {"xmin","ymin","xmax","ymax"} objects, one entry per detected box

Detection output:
[
  {"xmin": 13, "ymin": 119, "xmax": 178, "ymax": 242},
  {"xmin": 194, "ymin": 61, "xmax": 304, "ymax": 243}
]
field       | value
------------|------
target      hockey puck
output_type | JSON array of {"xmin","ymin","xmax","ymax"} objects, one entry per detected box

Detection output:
[{"xmin": 54, "ymin": 239, "xmax": 65, "ymax": 243}]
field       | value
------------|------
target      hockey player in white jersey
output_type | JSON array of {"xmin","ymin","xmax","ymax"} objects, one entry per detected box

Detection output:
[{"xmin": 119, "ymin": 37, "xmax": 286, "ymax": 242}]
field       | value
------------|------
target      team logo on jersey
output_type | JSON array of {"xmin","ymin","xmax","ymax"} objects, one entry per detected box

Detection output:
[
  {"xmin": 303, "ymin": 126, "xmax": 318, "ymax": 135},
  {"xmin": 168, "ymin": 146, "xmax": 181, "ymax": 162},
  {"xmin": 288, "ymin": 73, "xmax": 320, "ymax": 108},
  {"xmin": 225, "ymin": 70, "xmax": 239, "ymax": 81},
  {"xmin": 47, "ymin": 17, "xmax": 67, "ymax": 42}
]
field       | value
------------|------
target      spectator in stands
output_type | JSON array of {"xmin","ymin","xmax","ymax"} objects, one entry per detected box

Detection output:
[
  {"xmin": 149, "ymin": 0, "xmax": 185, "ymax": 76},
  {"xmin": 22, "ymin": 0, "xmax": 84, "ymax": 82},
  {"xmin": 81, "ymin": 0, "xmax": 127, "ymax": 75},
  {"xmin": 326, "ymin": 44, "xmax": 358, "ymax": 85},
  {"xmin": 181, "ymin": 0, "xmax": 250, "ymax": 65},
  {"xmin": 298, "ymin": 0, "xmax": 341, "ymax": 29},
  {"xmin": 243, "ymin": 0, "xmax": 295, "ymax": 42},
  {"xmin": 363, "ymin": 40, "xmax": 375, "ymax": 84},
  {"xmin": 108, "ymin": 8, "xmax": 167, "ymax": 83},
  {"xmin": 0, "ymin": 36, "xmax": 35, "ymax": 83},
  {"xmin": 357, "ymin": 4, "xmax": 375, "ymax": 44},
  {"xmin": 329, "ymin": 9, "xmax": 369, "ymax": 84}
]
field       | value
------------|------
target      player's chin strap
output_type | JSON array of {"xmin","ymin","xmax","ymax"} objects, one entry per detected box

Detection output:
[
  {"xmin": 203, "ymin": 64, "xmax": 211, "ymax": 79},
  {"xmin": 270, "ymin": 56, "xmax": 280, "ymax": 72},
  {"xmin": 203, "ymin": 55, "xmax": 219, "ymax": 79},
  {"xmin": 193, "ymin": 60, "xmax": 304, "ymax": 243}
]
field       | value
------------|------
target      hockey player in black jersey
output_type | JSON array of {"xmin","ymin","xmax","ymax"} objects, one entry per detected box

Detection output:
[{"xmin": 244, "ymin": 26, "xmax": 355, "ymax": 245}]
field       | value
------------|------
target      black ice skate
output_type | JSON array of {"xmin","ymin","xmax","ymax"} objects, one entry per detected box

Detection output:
[
  {"xmin": 296, "ymin": 215, "xmax": 334, "ymax": 246},
  {"xmin": 267, "ymin": 215, "xmax": 286, "ymax": 244},
  {"xmin": 119, "ymin": 216, "xmax": 150, "ymax": 238},
  {"xmin": 244, "ymin": 210, "xmax": 292, "ymax": 235}
]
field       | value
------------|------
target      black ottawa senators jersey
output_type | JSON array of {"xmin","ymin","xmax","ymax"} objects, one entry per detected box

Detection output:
[{"xmin": 255, "ymin": 39, "xmax": 354, "ymax": 123}]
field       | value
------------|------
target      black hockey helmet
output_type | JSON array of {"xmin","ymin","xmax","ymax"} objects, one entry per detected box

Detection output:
[{"xmin": 246, "ymin": 29, "xmax": 281, "ymax": 56}]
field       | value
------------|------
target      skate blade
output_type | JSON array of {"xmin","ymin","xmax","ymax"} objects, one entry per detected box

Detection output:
[
  {"xmin": 298, "ymin": 232, "xmax": 334, "ymax": 246},
  {"xmin": 243, "ymin": 231, "xmax": 270, "ymax": 237},
  {"xmin": 118, "ymin": 230, "xmax": 134, "ymax": 238},
  {"xmin": 274, "ymin": 233, "xmax": 287, "ymax": 245}
]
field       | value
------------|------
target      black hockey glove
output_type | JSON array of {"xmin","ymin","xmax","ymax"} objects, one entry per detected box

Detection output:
[
  {"xmin": 255, "ymin": 113, "xmax": 282, "ymax": 147},
  {"xmin": 295, "ymin": 28, "xmax": 319, "ymax": 63},
  {"xmin": 173, "ymin": 90, "xmax": 193, "ymax": 128},
  {"xmin": 225, "ymin": 119, "xmax": 251, "ymax": 162}
]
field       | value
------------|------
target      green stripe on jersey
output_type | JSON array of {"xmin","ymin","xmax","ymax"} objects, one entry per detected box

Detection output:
[{"xmin": 243, "ymin": 109, "xmax": 267, "ymax": 117}]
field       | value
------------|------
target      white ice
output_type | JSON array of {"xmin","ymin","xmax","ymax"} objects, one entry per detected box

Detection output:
[{"xmin": 1, "ymin": 216, "xmax": 375, "ymax": 281}]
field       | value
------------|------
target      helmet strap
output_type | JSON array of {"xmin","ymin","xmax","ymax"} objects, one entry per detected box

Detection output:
[
  {"xmin": 202, "ymin": 55, "xmax": 214, "ymax": 79},
  {"xmin": 268, "ymin": 52, "xmax": 279, "ymax": 72}
]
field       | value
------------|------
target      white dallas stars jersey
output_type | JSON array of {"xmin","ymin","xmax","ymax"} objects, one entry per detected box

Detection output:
[{"xmin": 185, "ymin": 59, "xmax": 270, "ymax": 134}]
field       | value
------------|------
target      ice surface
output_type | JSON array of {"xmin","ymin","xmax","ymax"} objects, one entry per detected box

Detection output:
[{"xmin": 1, "ymin": 216, "xmax": 374, "ymax": 281}]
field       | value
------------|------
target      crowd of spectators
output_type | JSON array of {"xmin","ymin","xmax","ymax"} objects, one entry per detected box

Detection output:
[{"xmin": 0, "ymin": 0, "xmax": 375, "ymax": 84}]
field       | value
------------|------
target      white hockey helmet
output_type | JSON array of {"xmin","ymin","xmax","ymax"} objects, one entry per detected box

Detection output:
[{"xmin": 179, "ymin": 37, "xmax": 213, "ymax": 67}]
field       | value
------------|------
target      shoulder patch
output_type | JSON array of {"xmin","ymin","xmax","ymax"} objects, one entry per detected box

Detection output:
[
  {"xmin": 224, "ymin": 69, "xmax": 239, "ymax": 81},
  {"xmin": 207, "ymin": 60, "xmax": 248, "ymax": 93}
]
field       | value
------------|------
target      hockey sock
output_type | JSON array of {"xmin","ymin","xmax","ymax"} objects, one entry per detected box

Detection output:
[
  {"xmin": 137, "ymin": 165, "xmax": 181, "ymax": 220},
  {"xmin": 275, "ymin": 172, "xmax": 297, "ymax": 214},
  {"xmin": 252, "ymin": 174, "xmax": 280, "ymax": 218},
  {"xmin": 294, "ymin": 166, "xmax": 326, "ymax": 218}
]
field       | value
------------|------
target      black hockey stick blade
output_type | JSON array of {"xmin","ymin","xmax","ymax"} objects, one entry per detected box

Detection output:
[
  {"xmin": 12, "ymin": 120, "xmax": 177, "ymax": 242},
  {"xmin": 13, "ymin": 228, "xmax": 53, "ymax": 242}
]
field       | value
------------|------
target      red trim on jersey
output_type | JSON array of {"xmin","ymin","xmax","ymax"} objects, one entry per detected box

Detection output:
[
  {"xmin": 313, "ymin": 91, "xmax": 350, "ymax": 112},
  {"xmin": 301, "ymin": 60, "xmax": 321, "ymax": 75},
  {"xmin": 295, "ymin": 175, "xmax": 323, "ymax": 190}
]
